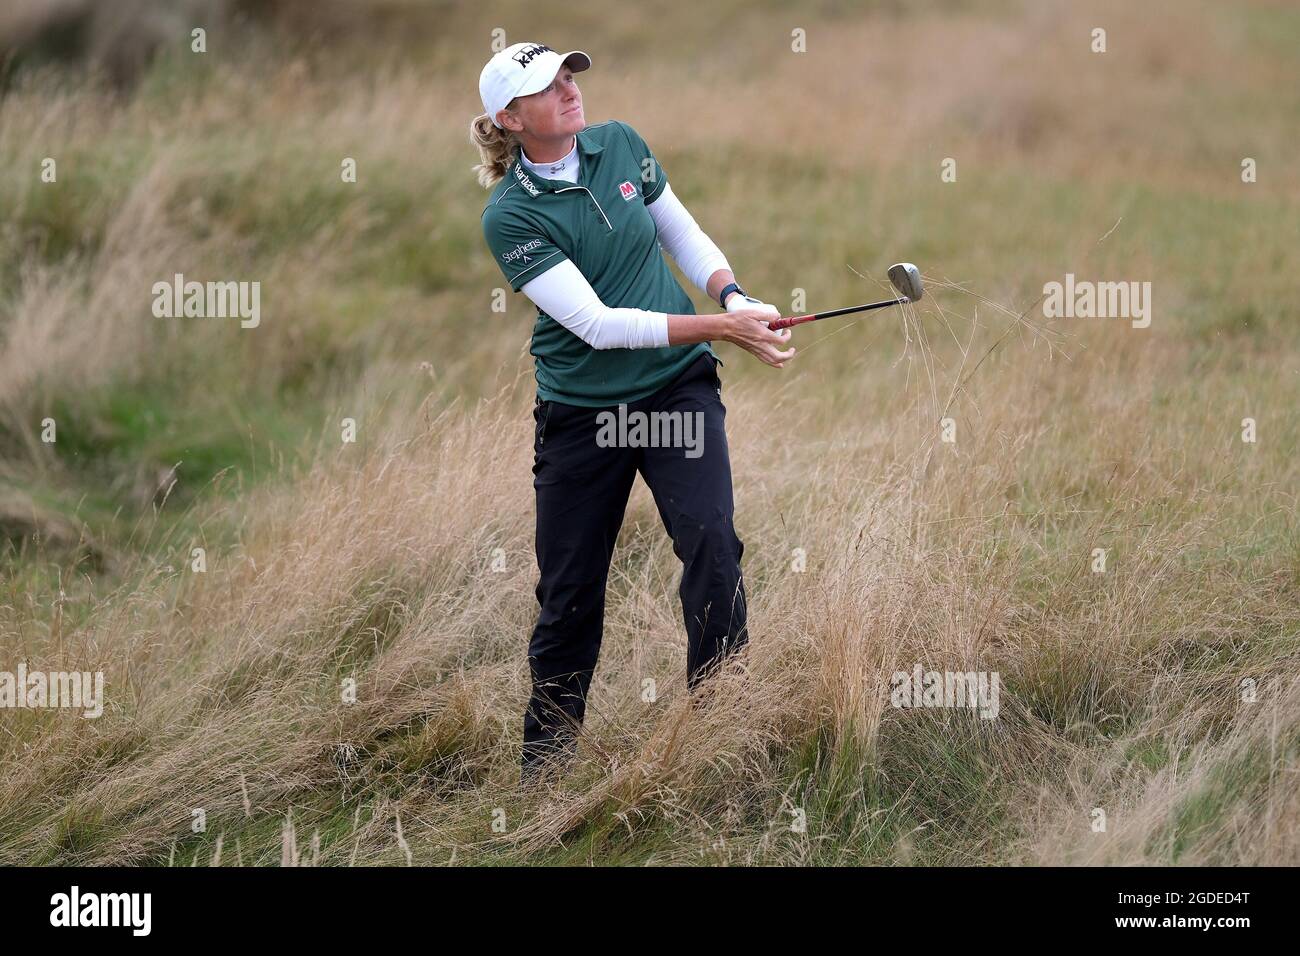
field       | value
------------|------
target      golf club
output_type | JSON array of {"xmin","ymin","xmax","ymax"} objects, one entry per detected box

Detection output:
[{"xmin": 767, "ymin": 262, "xmax": 923, "ymax": 331}]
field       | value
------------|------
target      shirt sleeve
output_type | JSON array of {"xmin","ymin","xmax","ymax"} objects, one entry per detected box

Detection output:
[
  {"xmin": 646, "ymin": 181, "xmax": 731, "ymax": 295},
  {"xmin": 616, "ymin": 120, "xmax": 668, "ymax": 206},
  {"xmin": 482, "ymin": 205, "xmax": 568, "ymax": 292},
  {"xmin": 520, "ymin": 258, "xmax": 669, "ymax": 350}
]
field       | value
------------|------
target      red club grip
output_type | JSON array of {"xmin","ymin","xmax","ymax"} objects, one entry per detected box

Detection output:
[{"xmin": 768, "ymin": 314, "xmax": 813, "ymax": 331}]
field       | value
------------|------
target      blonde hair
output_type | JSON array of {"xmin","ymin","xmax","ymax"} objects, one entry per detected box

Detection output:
[{"xmin": 469, "ymin": 107, "xmax": 521, "ymax": 189}]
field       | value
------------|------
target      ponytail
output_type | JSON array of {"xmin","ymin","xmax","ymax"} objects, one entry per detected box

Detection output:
[{"xmin": 469, "ymin": 109, "xmax": 521, "ymax": 189}]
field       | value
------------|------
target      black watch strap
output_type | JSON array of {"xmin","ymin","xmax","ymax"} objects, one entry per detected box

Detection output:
[{"xmin": 718, "ymin": 282, "xmax": 746, "ymax": 308}]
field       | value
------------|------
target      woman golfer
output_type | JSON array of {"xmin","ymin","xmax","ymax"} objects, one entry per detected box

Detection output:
[{"xmin": 471, "ymin": 42, "xmax": 795, "ymax": 780}]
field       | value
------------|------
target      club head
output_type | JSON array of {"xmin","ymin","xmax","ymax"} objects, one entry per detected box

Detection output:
[{"xmin": 888, "ymin": 262, "xmax": 923, "ymax": 302}]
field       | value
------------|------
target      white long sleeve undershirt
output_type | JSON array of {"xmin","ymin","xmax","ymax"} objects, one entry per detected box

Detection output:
[
  {"xmin": 648, "ymin": 182, "xmax": 731, "ymax": 294},
  {"xmin": 520, "ymin": 258, "xmax": 670, "ymax": 349},
  {"xmin": 517, "ymin": 147, "xmax": 731, "ymax": 350}
]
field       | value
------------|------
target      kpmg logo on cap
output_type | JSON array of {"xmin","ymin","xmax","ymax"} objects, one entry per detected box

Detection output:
[{"xmin": 513, "ymin": 44, "xmax": 554, "ymax": 68}]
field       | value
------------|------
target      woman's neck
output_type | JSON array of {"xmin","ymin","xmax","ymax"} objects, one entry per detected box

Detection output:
[{"xmin": 520, "ymin": 133, "xmax": 576, "ymax": 165}]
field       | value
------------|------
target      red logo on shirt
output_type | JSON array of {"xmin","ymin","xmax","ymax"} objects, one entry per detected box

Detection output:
[{"xmin": 618, "ymin": 181, "xmax": 637, "ymax": 201}]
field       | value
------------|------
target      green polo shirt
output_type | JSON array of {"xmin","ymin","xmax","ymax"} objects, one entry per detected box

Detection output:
[{"xmin": 481, "ymin": 119, "xmax": 716, "ymax": 407}]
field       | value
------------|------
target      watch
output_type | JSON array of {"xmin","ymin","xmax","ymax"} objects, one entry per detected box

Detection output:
[{"xmin": 718, "ymin": 281, "xmax": 747, "ymax": 308}]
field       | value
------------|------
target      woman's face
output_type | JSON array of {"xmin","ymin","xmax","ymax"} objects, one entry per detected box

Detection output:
[{"xmin": 506, "ymin": 67, "xmax": 584, "ymax": 137}]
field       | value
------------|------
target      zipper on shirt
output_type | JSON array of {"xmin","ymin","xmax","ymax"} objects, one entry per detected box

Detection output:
[{"xmin": 554, "ymin": 185, "xmax": 613, "ymax": 231}]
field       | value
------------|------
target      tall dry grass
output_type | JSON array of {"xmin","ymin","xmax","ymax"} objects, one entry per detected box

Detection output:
[{"xmin": 2, "ymin": 294, "xmax": 1296, "ymax": 863}]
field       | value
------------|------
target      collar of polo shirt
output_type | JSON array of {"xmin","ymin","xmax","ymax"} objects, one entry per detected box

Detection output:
[{"xmin": 510, "ymin": 128, "xmax": 605, "ymax": 197}]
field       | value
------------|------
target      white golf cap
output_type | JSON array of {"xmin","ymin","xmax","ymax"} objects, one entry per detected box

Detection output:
[{"xmin": 479, "ymin": 42, "xmax": 592, "ymax": 129}]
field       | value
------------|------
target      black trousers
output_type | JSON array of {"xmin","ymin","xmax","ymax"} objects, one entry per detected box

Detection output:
[{"xmin": 523, "ymin": 351, "xmax": 748, "ymax": 769}]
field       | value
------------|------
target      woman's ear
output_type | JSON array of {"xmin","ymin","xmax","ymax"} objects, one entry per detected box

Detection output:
[{"xmin": 497, "ymin": 108, "xmax": 522, "ymax": 133}]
